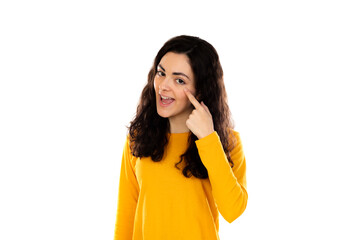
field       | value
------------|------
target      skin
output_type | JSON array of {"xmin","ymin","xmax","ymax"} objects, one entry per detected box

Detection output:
[
  {"xmin": 154, "ymin": 52, "xmax": 214, "ymax": 139},
  {"xmin": 184, "ymin": 88, "xmax": 214, "ymax": 139}
]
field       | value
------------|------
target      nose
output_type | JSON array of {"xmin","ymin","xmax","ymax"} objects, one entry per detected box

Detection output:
[{"xmin": 159, "ymin": 76, "xmax": 171, "ymax": 91}]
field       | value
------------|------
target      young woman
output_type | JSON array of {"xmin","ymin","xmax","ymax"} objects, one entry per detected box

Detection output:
[{"xmin": 114, "ymin": 35, "xmax": 248, "ymax": 240}]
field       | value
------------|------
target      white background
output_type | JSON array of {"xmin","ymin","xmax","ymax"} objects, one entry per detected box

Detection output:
[{"xmin": 1, "ymin": 0, "xmax": 359, "ymax": 239}]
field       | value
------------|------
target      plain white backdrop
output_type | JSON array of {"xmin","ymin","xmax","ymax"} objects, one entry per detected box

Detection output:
[{"xmin": 1, "ymin": 0, "xmax": 359, "ymax": 239}]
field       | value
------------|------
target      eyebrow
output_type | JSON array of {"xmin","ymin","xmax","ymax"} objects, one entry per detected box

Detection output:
[{"xmin": 158, "ymin": 64, "xmax": 191, "ymax": 81}]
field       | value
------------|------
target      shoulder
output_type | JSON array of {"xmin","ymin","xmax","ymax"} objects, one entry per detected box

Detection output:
[
  {"xmin": 123, "ymin": 134, "xmax": 138, "ymax": 167},
  {"xmin": 227, "ymin": 128, "xmax": 241, "ymax": 144},
  {"xmin": 226, "ymin": 128, "xmax": 244, "ymax": 154}
]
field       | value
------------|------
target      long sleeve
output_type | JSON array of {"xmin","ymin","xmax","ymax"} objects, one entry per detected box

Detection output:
[
  {"xmin": 114, "ymin": 135, "xmax": 140, "ymax": 240},
  {"xmin": 195, "ymin": 130, "xmax": 248, "ymax": 223}
]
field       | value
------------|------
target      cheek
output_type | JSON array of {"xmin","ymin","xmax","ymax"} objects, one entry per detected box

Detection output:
[
  {"xmin": 178, "ymin": 91, "xmax": 193, "ymax": 106},
  {"xmin": 153, "ymin": 78, "xmax": 159, "ymax": 90}
]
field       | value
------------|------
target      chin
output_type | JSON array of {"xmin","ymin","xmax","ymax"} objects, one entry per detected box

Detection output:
[
  {"xmin": 156, "ymin": 109, "xmax": 173, "ymax": 119},
  {"xmin": 157, "ymin": 111, "xmax": 169, "ymax": 118},
  {"xmin": 156, "ymin": 105, "xmax": 169, "ymax": 118}
]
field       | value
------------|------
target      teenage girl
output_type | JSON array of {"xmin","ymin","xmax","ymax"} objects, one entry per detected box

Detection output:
[{"xmin": 114, "ymin": 35, "xmax": 248, "ymax": 240}]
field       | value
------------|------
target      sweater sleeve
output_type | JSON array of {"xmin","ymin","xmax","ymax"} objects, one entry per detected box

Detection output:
[
  {"xmin": 114, "ymin": 135, "xmax": 140, "ymax": 240},
  {"xmin": 195, "ymin": 130, "xmax": 248, "ymax": 223}
]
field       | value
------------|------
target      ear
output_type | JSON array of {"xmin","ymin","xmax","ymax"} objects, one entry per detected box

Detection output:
[
  {"xmin": 195, "ymin": 92, "xmax": 201, "ymax": 101},
  {"xmin": 194, "ymin": 96, "xmax": 199, "ymax": 103}
]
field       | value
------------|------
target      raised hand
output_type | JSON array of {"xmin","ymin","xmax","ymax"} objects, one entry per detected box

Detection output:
[{"xmin": 184, "ymin": 87, "xmax": 215, "ymax": 139}]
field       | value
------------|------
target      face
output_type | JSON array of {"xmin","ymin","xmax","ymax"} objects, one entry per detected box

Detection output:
[{"xmin": 154, "ymin": 52, "xmax": 196, "ymax": 120}]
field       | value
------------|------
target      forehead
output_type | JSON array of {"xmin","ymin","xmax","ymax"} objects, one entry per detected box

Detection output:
[{"xmin": 158, "ymin": 52, "xmax": 193, "ymax": 75}]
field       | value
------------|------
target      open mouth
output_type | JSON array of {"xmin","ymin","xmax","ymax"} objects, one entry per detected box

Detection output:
[{"xmin": 159, "ymin": 94, "xmax": 175, "ymax": 106}]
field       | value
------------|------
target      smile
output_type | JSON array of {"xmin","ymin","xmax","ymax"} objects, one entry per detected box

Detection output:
[{"xmin": 159, "ymin": 94, "xmax": 175, "ymax": 107}]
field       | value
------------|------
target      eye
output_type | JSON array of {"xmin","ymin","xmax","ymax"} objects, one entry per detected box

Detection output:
[
  {"xmin": 176, "ymin": 79, "xmax": 185, "ymax": 85},
  {"xmin": 156, "ymin": 70, "xmax": 165, "ymax": 77}
]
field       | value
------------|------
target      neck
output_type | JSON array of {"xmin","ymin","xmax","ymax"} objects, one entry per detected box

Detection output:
[{"xmin": 168, "ymin": 113, "xmax": 191, "ymax": 134}]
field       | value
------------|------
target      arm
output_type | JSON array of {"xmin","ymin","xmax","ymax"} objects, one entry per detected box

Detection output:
[
  {"xmin": 195, "ymin": 130, "xmax": 248, "ymax": 223},
  {"xmin": 114, "ymin": 135, "xmax": 139, "ymax": 240}
]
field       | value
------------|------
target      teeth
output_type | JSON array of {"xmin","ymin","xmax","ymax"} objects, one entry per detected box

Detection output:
[{"xmin": 161, "ymin": 95, "xmax": 173, "ymax": 100}]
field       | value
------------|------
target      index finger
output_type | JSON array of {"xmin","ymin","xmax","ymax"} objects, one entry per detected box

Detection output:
[{"xmin": 184, "ymin": 88, "xmax": 202, "ymax": 109}]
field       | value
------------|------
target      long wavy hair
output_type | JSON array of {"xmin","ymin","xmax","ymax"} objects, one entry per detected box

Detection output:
[{"xmin": 127, "ymin": 35, "xmax": 236, "ymax": 179}]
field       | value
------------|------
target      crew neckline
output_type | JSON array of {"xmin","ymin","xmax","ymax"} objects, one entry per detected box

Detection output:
[{"xmin": 167, "ymin": 131, "xmax": 191, "ymax": 137}]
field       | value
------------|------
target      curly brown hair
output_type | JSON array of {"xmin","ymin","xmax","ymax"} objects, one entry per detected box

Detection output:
[{"xmin": 127, "ymin": 35, "xmax": 236, "ymax": 179}]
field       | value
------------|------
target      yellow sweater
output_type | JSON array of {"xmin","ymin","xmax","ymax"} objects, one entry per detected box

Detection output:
[{"xmin": 114, "ymin": 130, "xmax": 248, "ymax": 240}]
